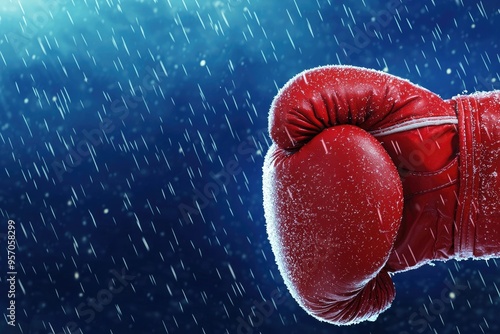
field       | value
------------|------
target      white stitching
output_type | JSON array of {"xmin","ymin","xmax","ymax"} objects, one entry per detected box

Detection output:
[{"xmin": 370, "ymin": 116, "xmax": 458, "ymax": 137}]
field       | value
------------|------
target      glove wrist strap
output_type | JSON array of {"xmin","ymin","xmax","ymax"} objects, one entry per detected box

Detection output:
[{"xmin": 454, "ymin": 96, "xmax": 481, "ymax": 258}]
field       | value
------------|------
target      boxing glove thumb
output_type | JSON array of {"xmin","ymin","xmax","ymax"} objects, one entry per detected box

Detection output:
[{"xmin": 263, "ymin": 124, "xmax": 403, "ymax": 325}]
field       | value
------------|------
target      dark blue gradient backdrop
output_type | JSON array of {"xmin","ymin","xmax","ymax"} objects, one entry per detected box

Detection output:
[{"xmin": 0, "ymin": 1, "xmax": 499, "ymax": 333}]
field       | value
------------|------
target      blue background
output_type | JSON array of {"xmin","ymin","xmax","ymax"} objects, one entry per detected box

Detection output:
[{"xmin": 0, "ymin": 0, "xmax": 499, "ymax": 333}]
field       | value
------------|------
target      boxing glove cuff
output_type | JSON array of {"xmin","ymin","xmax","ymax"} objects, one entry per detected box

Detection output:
[{"xmin": 452, "ymin": 92, "xmax": 500, "ymax": 258}]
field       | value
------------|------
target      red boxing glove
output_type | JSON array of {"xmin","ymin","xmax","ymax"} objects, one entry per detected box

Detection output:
[{"xmin": 263, "ymin": 65, "xmax": 500, "ymax": 325}]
